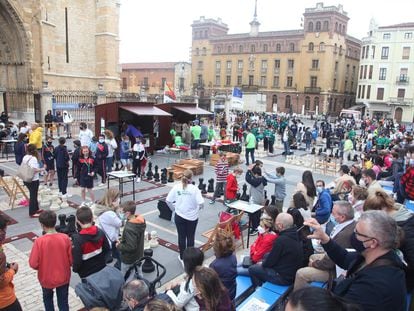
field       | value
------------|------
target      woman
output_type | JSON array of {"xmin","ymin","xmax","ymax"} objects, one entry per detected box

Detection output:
[
  {"xmin": 22, "ymin": 144, "xmax": 44, "ymax": 217},
  {"xmin": 94, "ymin": 188, "xmax": 122, "ymax": 269},
  {"xmin": 292, "ymin": 192, "xmax": 312, "ymax": 220},
  {"xmin": 290, "ymin": 170, "xmax": 317, "ymax": 211},
  {"xmin": 166, "ymin": 170, "xmax": 204, "ymax": 264},
  {"xmin": 192, "ymin": 267, "xmax": 234, "ymax": 311},
  {"xmin": 166, "ymin": 247, "xmax": 204, "ymax": 310},
  {"xmin": 104, "ymin": 129, "xmax": 118, "ymax": 173},
  {"xmin": 287, "ymin": 207, "xmax": 313, "ymax": 267},
  {"xmin": 14, "ymin": 133, "xmax": 27, "ymax": 165},
  {"xmin": 348, "ymin": 185, "xmax": 368, "ymax": 219}
]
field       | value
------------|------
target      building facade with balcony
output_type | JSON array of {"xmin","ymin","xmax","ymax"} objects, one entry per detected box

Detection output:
[
  {"xmin": 121, "ymin": 62, "xmax": 193, "ymax": 102},
  {"xmin": 357, "ymin": 21, "xmax": 414, "ymax": 123},
  {"xmin": 191, "ymin": 2, "xmax": 360, "ymax": 115}
]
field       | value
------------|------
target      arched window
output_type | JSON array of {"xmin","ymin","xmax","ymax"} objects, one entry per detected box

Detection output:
[
  {"xmin": 217, "ymin": 46, "xmax": 222, "ymax": 53},
  {"xmin": 319, "ymin": 42, "xmax": 325, "ymax": 51},
  {"xmin": 285, "ymin": 95, "xmax": 291, "ymax": 108},
  {"xmin": 323, "ymin": 21, "xmax": 329, "ymax": 31},
  {"xmin": 289, "ymin": 43, "xmax": 295, "ymax": 52},
  {"xmin": 272, "ymin": 95, "xmax": 278, "ymax": 104},
  {"xmin": 314, "ymin": 97, "xmax": 319, "ymax": 108},
  {"xmin": 239, "ymin": 45, "xmax": 243, "ymax": 53},
  {"xmin": 251, "ymin": 45, "xmax": 255, "ymax": 53},
  {"xmin": 305, "ymin": 96, "xmax": 311, "ymax": 110},
  {"xmin": 276, "ymin": 44, "xmax": 281, "ymax": 52},
  {"xmin": 308, "ymin": 42, "xmax": 314, "ymax": 51},
  {"xmin": 308, "ymin": 22, "xmax": 314, "ymax": 32},
  {"xmin": 263, "ymin": 44, "xmax": 268, "ymax": 52},
  {"xmin": 316, "ymin": 21, "xmax": 321, "ymax": 31},
  {"xmin": 228, "ymin": 46, "xmax": 232, "ymax": 53}
]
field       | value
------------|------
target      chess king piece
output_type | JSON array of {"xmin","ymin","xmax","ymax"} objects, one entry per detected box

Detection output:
[
  {"xmin": 154, "ymin": 165, "xmax": 160, "ymax": 182},
  {"xmin": 207, "ymin": 178, "xmax": 215, "ymax": 193},
  {"xmin": 146, "ymin": 162, "xmax": 153, "ymax": 180}
]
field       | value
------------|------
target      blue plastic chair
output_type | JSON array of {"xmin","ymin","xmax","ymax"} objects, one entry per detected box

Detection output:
[
  {"xmin": 236, "ymin": 287, "xmax": 281, "ymax": 311},
  {"xmin": 406, "ymin": 200, "xmax": 414, "ymax": 212},
  {"xmin": 310, "ymin": 281, "xmax": 327, "ymax": 288},
  {"xmin": 235, "ymin": 275, "xmax": 254, "ymax": 303},
  {"xmin": 261, "ymin": 282, "xmax": 291, "ymax": 295}
]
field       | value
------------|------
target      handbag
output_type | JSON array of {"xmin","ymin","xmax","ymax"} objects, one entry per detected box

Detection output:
[{"xmin": 17, "ymin": 156, "xmax": 35, "ymax": 183}]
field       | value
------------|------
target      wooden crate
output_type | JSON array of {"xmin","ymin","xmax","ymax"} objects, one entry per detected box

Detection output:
[
  {"xmin": 225, "ymin": 152, "xmax": 240, "ymax": 166},
  {"xmin": 173, "ymin": 164, "xmax": 198, "ymax": 176},
  {"xmin": 209, "ymin": 154, "xmax": 220, "ymax": 166},
  {"xmin": 178, "ymin": 159, "xmax": 204, "ymax": 175}
]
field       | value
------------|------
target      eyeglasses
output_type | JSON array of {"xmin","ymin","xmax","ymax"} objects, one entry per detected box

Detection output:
[{"xmin": 354, "ymin": 228, "xmax": 376, "ymax": 242}]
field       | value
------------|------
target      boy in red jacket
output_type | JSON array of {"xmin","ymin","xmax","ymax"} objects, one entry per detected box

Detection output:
[
  {"xmin": 225, "ymin": 166, "xmax": 243, "ymax": 203},
  {"xmin": 29, "ymin": 211, "xmax": 72, "ymax": 311}
]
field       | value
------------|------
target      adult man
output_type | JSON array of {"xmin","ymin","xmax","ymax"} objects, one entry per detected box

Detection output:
[
  {"xmin": 331, "ymin": 165, "xmax": 356, "ymax": 200},
  {"xmin": 294, "ymin": 201, "xmax": 355, "ymax": 290},
  {"xmin": 244, "ymin": 127, "xmax": 256, "ymax": 166},
  {"xmin": 312, "ymin": 180, "xmax": 332, "ymax": 225},
  {"xmin": 361, "ymin": 169, "xmax": 384, "ymax": 197},
  {"xmin": 264, "ymin": 166, "xmax": 286, "ymax": 212},
  {"xmin": 305, "ymin": 211, "xmax": 406, "ymax": 311},
  {"xmin": 122, "ymin": 279, "xmax": 150, "ymax": 311},
  {"xmin": 72, "ymin": 206, "xmax": 110, "ymax": 278},
  {"xmin": 248, "ymin": 213, "xmax": 303, "ymax": 287},
  {"xmin": 190, "ymin": 120, "xmax": 201, "ymax": 158},
  {"xmin": 29, "ymin": 211, "xmax": 72, "ymax": 311}
]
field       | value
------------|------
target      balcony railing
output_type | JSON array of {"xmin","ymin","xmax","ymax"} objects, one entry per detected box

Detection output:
[
  {"xmin": 304, "ymin": 87, "xmax": 321, "ymax": 94},
  {"xmin": 389, "ymin": 97, "xmax": 413, "ymax": 105},
  {"xmin": 396, "ymin": 75, "xmax": 409, "ymax": 84}
]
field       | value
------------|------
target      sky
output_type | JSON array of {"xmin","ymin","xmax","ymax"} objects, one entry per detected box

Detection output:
[{"xmin": 119, "ymin": 0, "xmax": 414, "ymax": 63}]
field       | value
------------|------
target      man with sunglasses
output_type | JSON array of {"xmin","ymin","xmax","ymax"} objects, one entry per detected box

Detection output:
[{"xmin": 305, "ymin": 210, "xmax": 406, "ymax": 311}]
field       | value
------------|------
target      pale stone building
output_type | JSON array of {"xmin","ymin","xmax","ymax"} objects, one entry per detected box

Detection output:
[
  {"xmin": 357, "ymin": 21, "xmax": 414, "ymax": 123},
  {"xmin": 0, "ymin": 0, "xmax": 121, "ymax": 122},
  {"xmin": 191, "ymin": 2, "xmax": 361, "ymax": 115}
]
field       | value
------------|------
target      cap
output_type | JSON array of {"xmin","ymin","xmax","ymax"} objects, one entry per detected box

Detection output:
[{"xmin": 339, "ymin": 164, "xmax": 350, "ymax": 174}]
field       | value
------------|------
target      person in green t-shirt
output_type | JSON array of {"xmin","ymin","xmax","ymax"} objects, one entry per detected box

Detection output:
[
  {"xmin": 190, "ymin": 120, "xmax": 202, "ymax": 157},
  {"xmin": 245, "ymin": 128, "xmax": 257, "ymax": 165},
  {"xmin": 208, "ymin": 125, "xmax": 215, "ymax": 142}
]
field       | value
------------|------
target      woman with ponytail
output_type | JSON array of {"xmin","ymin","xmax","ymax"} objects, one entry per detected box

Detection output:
[{"xmin": 166, "ymin": 170, "xmax": 204, "ymax": 265}]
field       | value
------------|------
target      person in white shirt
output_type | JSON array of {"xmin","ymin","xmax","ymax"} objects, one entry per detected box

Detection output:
[
  {"xmin": 62, "ymin": 110, "xmax": 73, "ymax": 138},
  {"xmin": 166, "ymin": 170, "xmax": 204, "ymax": 264},
  {"xmin": 104, "ymin": 129, "xmax": 118, "ymax": 173},
  {"xmin": 132, "ymin": 137, "xmax": 146, "ymax": 182},
  {"xmin": 78, "ymin": 122, "xmax": 93, "ymax": 147}
]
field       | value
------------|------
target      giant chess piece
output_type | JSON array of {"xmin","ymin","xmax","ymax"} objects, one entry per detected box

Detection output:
[
  {"xmin": 240, "ymin": 184, "xmax": 249, "ymax": 202},
  {"xmin": 65, "ymin": 214, "xmax": 77, "ymax": 237},
  {"xmin": 311, "ymin": 147, "xmax": 316, "ymax": 155},
  {"xmin": 207, "ymin": 178, "xmax": 215, "ymax": 193},
  {"xmin": 201, "ymin": 184, "xmax": 207, "ymax": 194},
  {"xmin": 154, "ymin": 165, "xmax": 160, "ymax": 182},
  {"xmin": 270, "ymin": 195, "xmax": 276, "ymax": 206},
  {"xmin": 264, "ymin": 190, "xmax": 267, "ymax": 201},
  {"xmin": 55, "ymin": 214, "xmax": 67, "ymax": 233},
  {"xmin": 318, "ymin": 148, "xmax": 323, "ymax": 156},
  {"xmin": 192, "ymin": 181, "xmax": 196, "ymax": 185},
  {"xmin": 146, "ymin": 162, "xmax": 153, "ymax": 180},
  {"xmin": 334, "ymin": 149, "xmax": 340, "ymax": 159},
  {"xmin": 198, "ymin": 178, "xmax": 204, "ymax": 190},
  {"xmin": 168, "ymin": 171, "xmax": 174, "ymax": 183},
  {"xmin": 161, "ymin": 168, "xmax": 168, "ymax": 184},
  {"xmin": 358, "ymin": 144, "xmax": 362, "ymax": 152},
  {"xmin": 353, "ymin": 154, "xmax": 358, "ymax": 162}
]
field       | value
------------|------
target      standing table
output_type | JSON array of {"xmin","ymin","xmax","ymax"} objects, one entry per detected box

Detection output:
[
  {"xmin": 107, "ymin": 171, "xmax": 136, "ymax": 202},
  {"xmin": 0, "ymin": 139, "xmax": 17, "ymax": 160},
  {"xmin": 227, "ymin": 200, "xmax": 263, "ymax": 248}
]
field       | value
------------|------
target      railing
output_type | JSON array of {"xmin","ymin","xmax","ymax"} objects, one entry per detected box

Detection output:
[
  {"xmin": 389, "ymin": 97, "xmax": 413, "ymax": 105},
  {"xmin": 396, "ymin": 76, "xmax": 409, "ymax": 84},
  {"xmin": 304, "ymin": 87, "xmax": 321, "ymax": 94}
]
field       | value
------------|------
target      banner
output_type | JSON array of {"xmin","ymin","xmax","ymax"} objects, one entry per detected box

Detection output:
[
  {"xmin": 163, "ymin": 81, "xmax": 176, "ymax": 103},
  {"xmin": 231, "ymin": 87, "xmax": 243, "ymax": 110}
]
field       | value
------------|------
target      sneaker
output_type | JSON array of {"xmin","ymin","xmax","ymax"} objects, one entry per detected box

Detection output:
[
  {"xmin": 136, "ymin": 177, "xmax": 141, "ymax": 183},
  {"xmin": 249, "ymin": 228, "xmax": 258, "ymax": 236},
  {"xmin": 80, "ymin": 201, "xmax": 87, "ymax": 207},
  {"xmin": 177, "ymin": 255, "xmax": 184, "ymax": 268},
  {"xmin": 61, "ymin": 193, "xmax": 73, "ymax": 199},
  {"xmin": 209, "ymin": 199, "xmax": 216, "ymax": 204},
  {"xmin": 98, "ymin": 183, "xmax": 106, "ymax": 187}
]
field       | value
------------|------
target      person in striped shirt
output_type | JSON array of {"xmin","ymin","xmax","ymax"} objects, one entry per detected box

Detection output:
[{"xmin": 210, "ymin": 152, "xmax": 229, "ymax": 204}]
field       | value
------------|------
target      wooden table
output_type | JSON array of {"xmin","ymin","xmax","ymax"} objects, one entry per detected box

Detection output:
[{"xmin": 227, "ymin": 200, "xmax": 263, "ymax": 247}]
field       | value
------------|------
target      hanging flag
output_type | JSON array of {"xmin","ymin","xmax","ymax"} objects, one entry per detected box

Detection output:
[
  {"xmin": 163, "ymin": 81, "xmax": 176, "ymax": 103},
  {"xmin": 231, "ymin": 87, "xmax": 243, "ymax": 110}
]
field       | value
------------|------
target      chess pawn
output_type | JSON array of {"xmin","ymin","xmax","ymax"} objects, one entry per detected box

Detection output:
[
  {"xmin": 201, "ymin": 184, "xmax": 207, "ymax": 194},
  {"xmin": 149, "ymin": 230, "xmax": 159, "ymax": 248},
  {"xmin": 270, "ymin": 195, "xmax": 276, "ymax": 206},
  {"xmin": 154, "ymin": 165, "xmax": 160, "ymax": 182},
  {"xmin": 240, "ymin": 184, "xmax": 249, "ymax": 202},
  {"xmin": 318, "ymin": 148, "xmax": 323, "ymax": 156},
  {"xmin": 146, "ymin": 162, "xmax": 153, "ymax": 180},
  {"xmin": 161, "ymin": 168, "xmax": 168, "ymax": 184},
  {"xmin": 311, "ymin": 147, "xmax": 316, "ymax": 155},
  {"xmin": 168, "ymin": 171, "xmax": 174, "ymax": 183},
  {"xmin": 264, "ymin": 190, "xmax": 267, "ymax": 201},
  {"xmin": 144, "ymin": 231, "xmax": 151, "ymax": 249},
  {"xmin": 55, "ymin": 214, "xmax": 67, "ymax": 233},
  {"xmin": 198, "ymin": 178, "xmax": 204, "ymax": 190},
  {"xmin": 207, "ymin": 178, "xmax": 215, "ymax": 193}
]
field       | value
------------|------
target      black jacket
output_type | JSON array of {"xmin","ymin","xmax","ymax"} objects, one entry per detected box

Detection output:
[
  {"xmin": 397, "ymin": 214, "xmax": 414, "ymax": 290},
  {"xmin": 323, "ymin": 239, "xmax": 406, "ymax": 311},
  {"xmin": 72, "ymin": 225, "xmax": 110, "ymax": 278},
  {"xmin": 54, "ymin": 145, "xmax": 70, "ymax": 168},
  {"xmin": 262, "ymin": 226, "xmax": 303, "ymax": 284}
]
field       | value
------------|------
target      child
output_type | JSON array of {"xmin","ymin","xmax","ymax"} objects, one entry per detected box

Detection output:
[
  {"xmin": 71, "ymin": 140, "xmax": 81, "ymax": 187},
  {"xmin": 89, "ymin": 136, "xmax": 98, "ymax": 157},
  {"xmin": 116, "ymin": 201, "xmax": 146, "ymax": 277},
  {"xmin": 79, "ymin": 146, "xmax": 95, "ymax": 205},
  {"xmin": 225, "ymin": 167, "xmax": 243, "ymax": 204},
  {"xmin": 210, "ymin": 152, "xmax": 229, "ymax": 204},
  {"xmin": 95, "ymin": 134, "xmax": 108, "ymax": 186},
  {"xmin": 209, "ymin": 229, "xmax": 237, "ymax": 301},
  {"xmin": 54, "ymin": 137, "xmax": 71, "ymax": 198},
  {"xmin": 132, "ymin": 137, "xmax": 146, "ymax": 182},
  {"xmin": 42, "ymin": 136, "xmax": 55, "ymax": 188},
  {"xmin": 120, "ymin": 135, "xmax": 132, "ymax": 171}
]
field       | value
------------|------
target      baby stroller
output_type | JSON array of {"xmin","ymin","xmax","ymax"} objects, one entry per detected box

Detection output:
[{"xmin": 76, "ymin": 256, "xmax": 167, "ymax": 310}]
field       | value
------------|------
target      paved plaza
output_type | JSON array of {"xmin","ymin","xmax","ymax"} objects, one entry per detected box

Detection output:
[{"xmin": 0, "ymin": 139, "xmax": 335, "ymax": 310}]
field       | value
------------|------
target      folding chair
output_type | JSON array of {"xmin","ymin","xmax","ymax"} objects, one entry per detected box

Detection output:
[{"xmin": 201, "ymin": 213, "xmax": 235, "ymax": 252}]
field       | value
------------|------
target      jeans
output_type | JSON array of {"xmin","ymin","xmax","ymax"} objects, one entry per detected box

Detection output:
[
  {"xmin": 57, "ymin": 167, "xmax": 68, "ymax": 195},
  {"xmin": 248, "ymin": 264, "xmax": 287, "ymax": 287},
  {"xmin": 245, "ymin": 148, "xmax": 255, "ymax": 165},
  {"xmin": 24, "ymin": 180, "xmax": 39, "ymax": 215},
  {"xmin": 106, "ymin": 156, "xmax": 114, "ymax": 173},
  {"xmin": 175, "ymin": 214, "xmax": 198, "ymax": 259},
  {"xmin": 283, "ymin": 141, "xmax": 290, "ymax": 156},
  {"xmin": 42, "ymin": 284, "xmax": 69, "ymax": 311}
]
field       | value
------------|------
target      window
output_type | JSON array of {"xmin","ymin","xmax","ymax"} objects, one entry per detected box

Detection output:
[
  {"xmin": 379, "ymin": 68, "xmax": 387, "ymax": 80},
  {"xmin": 285, "ymin": 95, "xmax": 291, "ymax": 108},
  {"xmin": 372, "ymin": 46, "xmax": 376, "ymax": 59},
  {"xmin": 398, "ymin": 88, "xmax": 406, "ymax": 99},
  {"xmin": 316, "ymin": 21, "xmax": 321, "ymax": 31},
  {"xmin": 238, "ymin": 60, "xmax": 243, "ymax": 71},
  {"xmin": 359, "ymin": 65, "xmax": 363, "ymax": 79},
  {"xmin": 227, "ymin": 46, "xmax": 232, "ymax": 53},
  {"xmin": 308, "ymin": 42, "xmax": 314, "ymax": 51},
  {"xmin": 161, "ymin": 77, "xmax": 166, "ymax": 89},
  {"xmin": 368, "ymin": 65, "xmax": 373, "ymax": 79},
  {"xmin": 217, "ymin": 46, "xmax": 222, "ymax": 53},
  {"xmin": 346, "ymin": 64, "xmax": 350, "ymax": 74},
  {"xmin": 312, "ymin": 59, "xmax": 319, "ymax": 69},
  {"xmin": 365, "ymin": 46, "xmax": 369, "ymax": 59},
  {"xmin": 344, "ymin": 80, "xmax": 348, "ymax": 91},
  {"xmin": 363, "ymin": 65, "xmax": 367, "ymax": 79},
  {"xmin": 202, "ymin": 47, "xmax": 206, "ymax": 55},
  {"xmin": 249, "ymin": 75, "xmax": 254, "ymax": 86},
  {"xmin": 122, "ymin": 77, "xmax": 127, "ymax": 89},
  {"xmin": 310, "ymin": 76, "xmax": 317, "ymax": 87},
  {"xmin": 215, "ymin": 61, "xmax": 221, "ymax": 74},
  {"xmin": 195, "ymin": 48, "xmax": 199, "ymax": 56},
  {"xmin": 314, "ymin": 97, "xmax": 319, "ymax": 108},
  {"xmin": 226, "ymin": 60, "xmax": 232, "ymax": 70},
  {"xmin": 319, "ymin": 42, "xmax": 325, "ymax": 51},
  {"xmin": 335, "ymin": 61, "xmax": 339, "ymax": 72},
  {"xmin": 333, "ymin": 78, "xmax": 337, "ymax": 91},
  {"xmin": 215, "ymin": 75, "xmax": 220, "ymax": 86},
  {"xmin": 362, "ymin": 46, "xmax": 365, "ymax": 59},
  {"xmin": 237, "ymin": 75, "xmax": 242, "ymax": 85},
  {"xmin": 179, "ymin": 77, "xmax": 184, "ymax": 91},
  {"xmin": 405, "ymin": 32, "xmax": 413, "ymax": 39},
  {"xmin": 261, "ymin": 60, "xmax": 268, "ymax": 73},
  {"xmin": 402, "ymin": 47, "xmax": 410, "ymax": 60},
  {"xmin": 226, "ymin": 75, "xmax": 231, "ymax": 86},
  {"xmin": 334, "ymin": 43, "xmax": 337, "ymax": 53},
  {"xmin": 289, "ymin": 43, "xmax": 295, "ymax": 52},
  {"xmin": 335, "ymin": 22, "xmax": 338, "ymax": 32},
  {"xmin": 143, "ymin": 77, "xmax": 148, "ymax": 87},
  {"xmin": 286, "ymin": 76, "xmax": 293, "ymax": 87},
  {"xmin": 263, "ymin": 44, "xmax": 268, "ymax": 52},
  {"xmin": 383, "ymin": 33, "xmax": 391, "ymax": 39},
  {"xmin": 308, "ymin": 22, "xmax": 314, "ymax": 32},
  {"xmin": 400, "ymin": 68, "xmax": 408, "ymax": 82},
  {"xmin": 250, "ymin": 45, "xmax": 255, "ymax": 53},
  {"xmin": 362, "ymin": 85, "xmax": 365, "ymax": 98},
  {"xmin": 276, "ymin": 44, "xmax": 281, "ymax": 52},
  {"xmin": 367, "ymin": 85, "xmax": 371, "ymax": 99},
  {"xmin": 260, "ymin": 76, "xmax": 267, "ymax": 86},
  {"xmin": 197, "ymin": 75, "xmax": 203, "ymax": 86},
  {"xmin": 239, "ymin": 45, "xmax": 243, "ymax": 53},
  {"xmin": 288, "ymin": 59, "xmax": 294, "ymax": 69},
  {"xmin": 377, "ymin": 87, "xmax": 384, "ymax": 100},
  {"xmin": 323, "ymin": 21, "xmax": 329, "ymax": 31},
  {"xmin": 381, "ymin": 47, "xmax": 389, "ymax": 59},
  {"xmin": 272, "ymin": 95, "xmax": 278, "ymax": 104},
  {"xmin": 273, "ymin": 76, "xmax": 279, "ymax": 87},
  {"xmin": 358, "ymin": 85, "xmax": 361, "ymax": 98},
  {"xmin": 305, "ymin": 96, "xmax": 311, "ymax": 110}
]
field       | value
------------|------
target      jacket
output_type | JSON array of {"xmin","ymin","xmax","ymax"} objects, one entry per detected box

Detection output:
[
  {"xmin": 250, "ymin": 232, "xmax": 278, "ymax": 263},
  {"xmin": 117, "ymin": 215, "xmax": 146, "ymax": 264},
  {"xmin": 14, "ymin": 141, "xmax": 26, "ymax": 165},
  {"xmin": 225, "ymin": 174, "xmax": 238, "ymax": 200},
  {"xmin": 401, "ymin": 167, "xmax": 414, "ymax": 200},
  {"xmin": 72, "ymin": 225, "xmax": 110, "ymax": 278},
  {"xmin": 95, "ymin": 143, "xmax": 108, "ymax": 161},
  {"xmin": 264, "ymin": 172, "xmax": 286, "ymax": 201},
  {"xmin": 323, "ymin": 239, "xmax": 406, "ymax": 311},
  {"xmin": 0, "ymin": 268, "xmax": 16, "ymax": 309},
  {"xmin": 53, "ymin": 145, "xmax": 70, "ymax": 168},
  {"xmin": 245, "ymin": 171, "xmax": 267, "ymax": 205},
  {"xmin": 94, "ymin": 205, "xmax": 122, "ymax": 243},
  {"xmin": 29, "ymin": 232, "xmax": 72, "ymax": 288},
  {"xmin": 209, "ymin": 254, "xmax": 237, "ymax": 300},
  {"xmin": 29, "ymin": 127, "xmax": 43, "ymax": 149},
  {"xmin": 262, "ymin": 227, "xmax": 303, "ymax": 285},
  {"xmin": 312, "ymin": 189, "xmax": 332, "ymax": 224}
]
